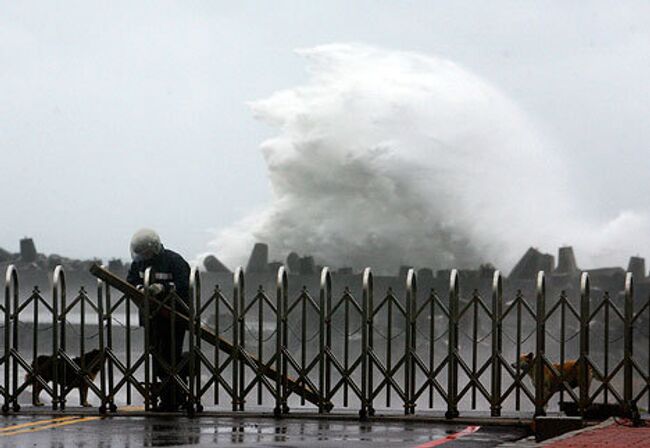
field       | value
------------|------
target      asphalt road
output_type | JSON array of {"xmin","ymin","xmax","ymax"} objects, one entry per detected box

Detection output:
[{"xmin": 0, "ymin": 414, "xmax": 530, "ymax": 448}]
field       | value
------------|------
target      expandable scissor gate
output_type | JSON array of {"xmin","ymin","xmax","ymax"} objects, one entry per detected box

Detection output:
[
  {"xmin": 3, "ymin": 265, "xmax": 59, "ymax": 412},
  {"xmin": 2, "ymin": 263, "xmax": 650, "ymax": 418}
]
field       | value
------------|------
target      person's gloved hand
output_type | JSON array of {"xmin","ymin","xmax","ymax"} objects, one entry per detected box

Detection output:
[{"xmin": 147, "ymin": 283, "xmax": 165, "ymax": 296}]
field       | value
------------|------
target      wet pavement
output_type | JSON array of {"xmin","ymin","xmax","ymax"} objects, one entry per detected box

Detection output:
[{"xmin": 0, "ymin": 414, "xmax": 530, "ymax": 447}]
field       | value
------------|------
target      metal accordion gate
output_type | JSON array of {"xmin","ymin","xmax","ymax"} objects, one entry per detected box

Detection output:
[{"xmin": 2, "ymin": 263, "xmax": 649, "ymax": 419}]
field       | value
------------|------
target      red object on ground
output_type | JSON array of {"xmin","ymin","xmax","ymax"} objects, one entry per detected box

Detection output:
[
  {"xmin": 547, "ymin": 420, "xmax": 650, "ymax": 447},
  {"xmin": 414, "ymin": 426, "xmax": 481, "ymax": 448}
]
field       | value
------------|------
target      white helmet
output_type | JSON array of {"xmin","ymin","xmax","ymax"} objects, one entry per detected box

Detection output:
[{"xmin": 130, "ymin": 228, "xmax": 162, "ymax": 262}]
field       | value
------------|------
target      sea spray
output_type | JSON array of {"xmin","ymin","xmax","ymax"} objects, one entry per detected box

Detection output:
[{"xmin": 208, "ymin": 44, "xmax": 648, "ymax": 273}]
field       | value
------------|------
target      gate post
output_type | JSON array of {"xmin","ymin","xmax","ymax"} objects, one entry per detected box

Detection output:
[
  {"xmin": 445, "ymin": 269, "xmax": 459, "ymax": 419},
  {"xmin": 187, "ymin": 267, "xmax": 200, "ymax": 417},
  {"xmin": 105, "ymin": 275, "xmax": 117, "ymax": 412},
  {"xmin": 579, "ymin": 272, "xmax": 591, "ymax": 415},
  {"xmin": 534, "ymin": 271, "xmax": 546, "ymax": 417},
  {"xmin": 143, "ymin": 267, "xmax": 153, "ymax": 412},
  {"xmin": 191, "ymin": 266, "xmax": 204, "ymax": 413},
  {"xmin": 97, "ymin": 272, "xmax": 107, "ymax": 414},
  {"xmin": 274, "ymin": 266, "xmax": 287, "ymax": 416},
  {"xmin": 362, "ymin": 268, "xmax": 374, "ymax": 418},
  {"xmin": 53, "ymin": 266, "xmax": 65, "ymax": 410},
  {"xmin": 318, "ymin": 267, "xmax": 331, "ymax": 414},
  {"xmin": 490, "ymin": 270, "xmax": 503, "ymax": 417},
  {"xmin": 405, "ymin": 268, "xmax": 417, "ymax": 415},
  {"xmin": 233, "ymin": 267, "xmax": 244, "ymax": 411},
  {"xmin": 325, "ymin": 269, "xmax": 333, "ymax": 407},
  {"xmin": 3, "ymin": 266, "xmax": 17, "ymax": 413},
  {"xmin": 623, "ymin": 272, "xmax": 634, "ymax": 408}
]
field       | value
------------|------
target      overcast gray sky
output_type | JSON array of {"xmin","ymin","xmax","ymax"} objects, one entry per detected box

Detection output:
[{"xmin": 1, "ymin": 1, "xmax": 649, "ymax": 263}]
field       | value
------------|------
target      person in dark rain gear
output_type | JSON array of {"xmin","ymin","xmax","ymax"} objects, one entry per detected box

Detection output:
[{"xmin": 126, "ymin": 228, "xmax": 190, "ymax": 411}]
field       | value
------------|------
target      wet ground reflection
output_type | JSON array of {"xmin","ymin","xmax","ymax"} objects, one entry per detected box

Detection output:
[{"xmin": 0, "ymin": 415, "xmax": 530, "ymax": 447}]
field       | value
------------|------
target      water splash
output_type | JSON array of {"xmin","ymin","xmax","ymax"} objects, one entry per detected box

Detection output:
[{"xmin": 209, "ymin": 44, "xmax": 648, "ymax": 273}]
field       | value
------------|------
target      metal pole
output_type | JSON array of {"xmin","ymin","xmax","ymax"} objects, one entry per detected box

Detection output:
[
  {"xmin": 238, "ymin": 270, "xmax": 246, "ymax": 411},
  {"xmin": 579, "ymin": 272, "xmax": 591, "ymax": 415},
  {"xmin": 325, "ymin": 274, "xmax": 332, "ymax": 406},
  {"xmin": 445, "ymin": 269, "xmax": 459, "ymax": 419},
  {"xmin": 80, "ymin": 286, "xmax": 86, "ymax": 396},
  {"xmin": 12, "ymin": 270, "xmax": 21, "ymax": 413},
  {"xmin": 515, "ymin": 291, "xmax": 522, "ymax": 410},
  {"xmin": 213, "ymin": 284, "xmax": 219, "ymax": 406},
  {"xmin": 367, "ymin": 268, "xmax": 375, "ymax": 417},
  {"xmin": 534, "ymin": 271, "xmax": 546, "ymax": 417},
  {"xmin": 3, "ymin": 266, "xmax": 17, "ymax": 413},
  {"xmin": 53, "ymin": 266, "xmax": 65, "ymax": 410},
  {"xmin": 428, "ymin": 285, "xmax": 435, "ymax": 409},
  {"xmin": 360, "ymin": 268, "xmax": 372, "ymax": 419},
  {"xmin": 33, "ymin": 280, "xmax": 39, "ymax": 409},
  {"xmin": 191, "ymin": 267, "xmax": 203, "ymax": 413},
  {"xmin": 97, "ymin": 272, "xmax": 107, "ymax": 414},
  {"xmin": 126, "ymin": 286, "xmax": 132, "ymax": 404},
  {"xmin": 623, "ymin": 272, "xmax": 634, "ymax": 408},
  {"xmin": 281, "ymin": 270, "xmax": 289, "ymax": 413},
  {"xmin": 471, "ymin": 290, "xmax": 478, "ymax": 410},
  {"xmin": 259, "ymin": 286, "xmax": 265, "ymax": 407},
  {"xmin": 126, "ymin": 278, "xmax": 132, "ymax": 405},
  {"xmin": 105, "ymin": 277, "xmax": 115, "ymax": 412},
  {"xmin": 406, "ymin": 268, "xmax": 416, "ymax": 415},
  {"xmin": 344, "ymin": 287, "xmax": 350, "ymax": 407},
  {"xmin": 387, "ymin": 285, "xmax": 394, "ymax": 409},
  {"xmin": 274, "ymin": 266, "xmax": 286, "ymax": 417},
  {"xmin": 603, "ymin": 291, "xmax": 610, "ymax": 405},
  {"xmin": 143, "ymin": 267, "xmax": 153, "ymax": 411},
  {"xmin": 170, "ymin": 282, "xmax": 177, "ymax": 411},
  {"xmin": 319, "ymin": 267, "xmax": 330, "ymax": 414},
  {"xmin": 232, "ymin": 267, "xmax": 243, "ymax": 412},
  {"xmin": 300, "ymin": 286, "xmax": 306, "ymax": 407},
  {"xmin": 490, "ymin": 270, "xmax": 503, "ymax": 417},
  {"xmin": 188, "ymin": 266, "xmax": 200, "ymax": 417},
  {"xmin": 560, "ymin": 291, "xmax": 567, "ymax": 403}
]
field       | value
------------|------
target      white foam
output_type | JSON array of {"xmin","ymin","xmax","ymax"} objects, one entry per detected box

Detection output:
[{"xmin": 208, "ymin": 44, "xmax": 648, "ymax": 273}]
